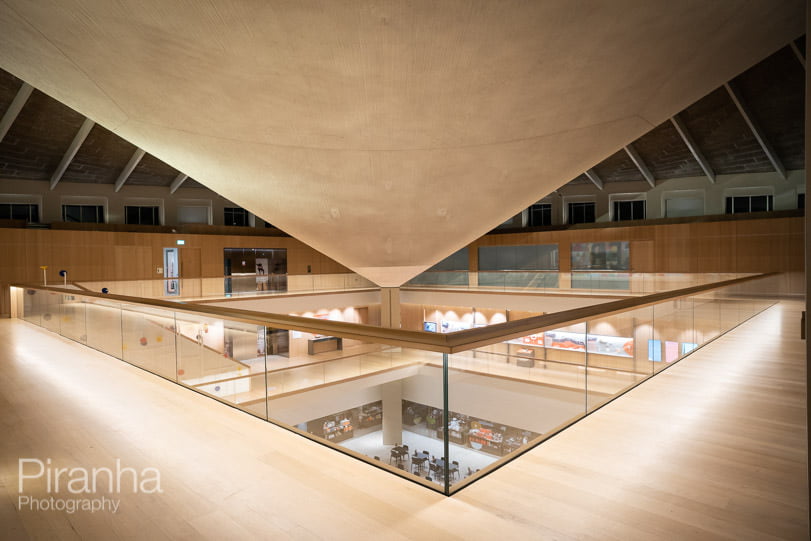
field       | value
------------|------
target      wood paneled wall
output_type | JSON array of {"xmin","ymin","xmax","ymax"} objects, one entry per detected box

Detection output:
[
  {"xmin": 0, "ymin": 228, "xmax": 349, "ymax": 317},
  {"xmin": 472, "ymin": 215, "xmax": 804, "ymax": 277}
]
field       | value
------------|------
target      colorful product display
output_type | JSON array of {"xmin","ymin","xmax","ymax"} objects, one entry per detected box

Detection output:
[
  {"xmin": 402, "ymin": 400, "xmax": 539, "ymax": 457},
  {"xmin": 544, "ymin": 330, "xmax": 634, "ymax": 358}
]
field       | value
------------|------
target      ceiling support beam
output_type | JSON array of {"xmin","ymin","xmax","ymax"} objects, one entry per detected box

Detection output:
[
  {"xmin": 623, "ymin": 144, "xmax": 655, "ymax": 188},
  {"xmin": 50, "ymin": 118, "xmax": 95, "ymax": 190},
  {"xmin": 670, "ymin": 114, "xmax": 716, "ymax": 183},
  {"xmin": 114, "ymin": 148, "xmax": 146, "ymax": 192},
  {"xmin": 0, "ymin": 82, "xmax": 33, "ymax": 143},
  {"xmin": 169, "ymin": 173, "xmax": 188, "ymax": 194},
  {"xmin": 724, "ymin": 81, "xmax": 787, "ymax": 180},
  {"xmin": 789, "ymin": 40, "xmax": 805, "ymax": 69},
  {"xmin": 584, "ymin": 169, "xmax": 604, "ymax": 190}
]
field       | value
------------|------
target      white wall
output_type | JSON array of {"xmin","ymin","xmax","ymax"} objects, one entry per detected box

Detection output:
[
  {"xmin": 0, "ymin": 178, "xmax": 277, "ymax": 228},
  {"xmin": 268, "ymin": 364, "xmax": 585, "ymax": 435},
  {"xmin": 498, "ymin": 169, "xmax": 805, "ymax": 227}
]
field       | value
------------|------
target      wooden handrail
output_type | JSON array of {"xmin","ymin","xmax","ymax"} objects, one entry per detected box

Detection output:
[{"xmin": 13, "ymin": 272, "xmax": 777, "ymax": 354}]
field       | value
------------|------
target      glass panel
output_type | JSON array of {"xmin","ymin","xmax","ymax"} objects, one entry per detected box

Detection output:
[
  {"xmin": 125, "ymin": 206, "xmax": 139, "ymax": 224},
  {"xmin": 427, "ymin": 248, "xmax": 469, "ymax": 271},
  {"xmin": 10, "ymin": 204, "xmax": 28, "ymax": 220},
  {"xmin": 732, "ymin": 197, "xmax": 749, "ymax": 214},
  {"xmin": 586, "ymin": 307, "xmax": 652, "ymax": 411},
  {"xmin": 266, "ymin": 336, "xmax": 444, "ymax": 490},
  {"xmin": 121, "ymin": 304, "xmax": 177, "ymax": 380},
  {"xmin": 650, "ymin": 299, "xmax": 695, "ymax": 374},
  {"xmin": 478, "ymin": 245, "xmax": 559, "ymax": 271},
  {"xmin": 175, "ymin": 312, "xmax": 267, "ymax": 419},
  {"xmin": 447, "ymin": 322, "xmax": 587, "ymax": 492},
  {"xmin": 693, "ymin": 293, "xmax": 722, "ymax": 345},
  {"xmin": 85, "ymin": 298, "xmax": 123, "ymax": 358},
  {"xmin": 571, "ymin": 242, "xmax": 630, "ymax": 271},
  {"xmin": 39, "ymin": 291, "xmax": 62, "ymax": 334},
  {"xmin": 59, "ymin": 295, "xmax": 87, "ymax": 344},
  {"xmin": 407, "ymin": 271, "xmax": 469, "ymax": 287},
  {"xmin": 63, "ymin": 205, "xmax": 81, "ymax": 222},
  {"xmin": 750, "ymin": 195, "xmax": 769, "ymax": 212},
  {"xmin": 23, "ymin": 289, "xmax": 43, "ymax": 326}
]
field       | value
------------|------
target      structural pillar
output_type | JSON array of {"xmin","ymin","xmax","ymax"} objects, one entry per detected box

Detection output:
[
  {"xmin": 380, "ymin": 287, "xmax": 401, "ymax": 328},
  {"xmin": 381, "ymin": 381, "xmax": 403, "ymax": 445}
]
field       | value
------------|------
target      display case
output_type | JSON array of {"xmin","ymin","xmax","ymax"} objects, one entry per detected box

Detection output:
[
  {"xmin": 322, "ymin": 417, "xmax": 354, "ymax": 443},
  {"xmin": 468, "ymin": 427, "xmax": 503, "ymax": 455},
  {"xmin": 502, "ymin": 428, "xmax": 537, "ymax": 454},
  {"xmin": 447, "ymin": 416, "xmax": 469, "ymax": 445}
]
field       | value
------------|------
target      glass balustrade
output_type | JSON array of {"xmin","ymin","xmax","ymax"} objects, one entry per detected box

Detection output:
[{"xmin": 16, "ymin": 272, "xmax": 777, "ymax": 495}]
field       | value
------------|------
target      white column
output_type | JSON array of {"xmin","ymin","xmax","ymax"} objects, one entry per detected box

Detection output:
[{"xmin": 381, "ymin": 381, "xmax": 403, "ymax": 445}]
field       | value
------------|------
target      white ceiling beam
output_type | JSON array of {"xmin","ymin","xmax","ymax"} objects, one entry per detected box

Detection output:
[
  {"xmin": 670, "ymin": 114, "xmax": 716, "ymax": 183},
  {"xmin": 724, "ymin": 81, "xmax": 787, "ymax": 180},
  {"xmin": 169, "ymin": 173, "xmax": 188, "ymax": 194},
  {"xmin": 114, "ymin": 148, "xmax": 146, "ymax": 192},
  {"xmin": 789, "ymin": 40, "xmax": 805, "ymax": 69},
  {"xmin": 623, "ymin": 144, "xmax": 655, "ymax": 188},
  {"xmin": 0, "ymin": 82, "xmax": 33, "ymax": 143},
  {"xmin": 584, "ymin": 168, "xmax": 603, "ymax": 190},
  {"xmin": 50, "ymin": 118, "xmax": 95, "ymax": 190}
]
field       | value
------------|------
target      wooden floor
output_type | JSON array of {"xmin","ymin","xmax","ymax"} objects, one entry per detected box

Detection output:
[{"xmin": 0, "ymin": 301, "xmax": 807, "ymax": 540}]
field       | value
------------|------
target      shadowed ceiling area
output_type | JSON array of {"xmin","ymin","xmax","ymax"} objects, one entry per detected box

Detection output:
[{"xmin": 0, "ymin": 1, "xmax": 804, "ymax": 285}]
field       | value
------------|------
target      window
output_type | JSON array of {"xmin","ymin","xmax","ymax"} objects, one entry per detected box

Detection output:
[
  {"xmin": 798, "ymin": 193, "xmax": 805, "ymax": 210},
  {"xmin": 725, "ymin": 195, "xmax": 772, "ymax": 214},
  {"xmin": 125, "ymin": 206, "xmax": 160, "ymax": 225},
  {"xmin": 528, "ymin": 203, "xmax": 552, "ymax": 226},
  {"xmin": 613, "ymin": 200, "xmax": 645, "ymax": 221},
  {"xmin": 571, "ymin": 241, "xmax": 630, "ymax": 271},
  {"xmin": 567, "ymin": 202, "xmax": 595, "ymax": 224},
  {"xmin": 62, "ymin": 205, "xmax": 104, "ymax": 223},
  {"xmin": 224, "ymin": 207, "xmax": 250, "ymax": 227},
  {"xmin": 0, "ymin": 203, "xmax": 39, "ymax": 222},
  {"xmin": 478, "ymin": 245, "xmax": 558, "ymax": 271}
]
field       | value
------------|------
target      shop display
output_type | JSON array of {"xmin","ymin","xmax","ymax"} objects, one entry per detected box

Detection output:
[
  {"xmin": 403, "ymin": 401, "xmax": 427, "ymax": 425},
  {"xmin": 648, "ymin": 339, "xmax": 662, "ymax": 362},
  {"xmin": 520, "ymin": 333, "xmax": 544, "ymax": 347},
  {"xmin": 544, "ymin": 330, "xmax": 633, "ymax": 358},
  {"xmin": 440, "ymin": 320, "xmax": 471, "ymax": 333},
  {"xmin": 665, "ymin": 340, "xmax": 679, "ymax": 363},
  {"xmin": 359, "ymin": 402, "xmax": 383, "ymax": 428},
  {"xmin": 588, "ymin": 334, "xmax": 634, "ymax": 357},
  {"xmin": 468, "ymin": 421, "xmax": 504, "ymax": 455},
  {"xmin": 545, "ymin": 330, "xmax": 587, "ymax": 352},
  {"xmin": 322, "ymin": 417, "xmax": 353, "ymax": 443},
  {"xmin": 502, "ymin": 429, "xmax": 535, "ymax": 454},
  {"xmin": 447, "ymin": 417, "xmax": 469, "ymax": 445},
  {"xmin": 402, "ymin": 400, "xmax": 539, "ymax": 458},
  {"xmin": 515, "ymin": 348, "xmax": 535, "ymax": 368},
  {"xmin": 681, "ymin": 342, "xmax": 698, "ymax": 355}
]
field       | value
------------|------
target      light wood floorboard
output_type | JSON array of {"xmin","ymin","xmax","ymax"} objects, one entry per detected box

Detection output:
[{"xmin": 0, "ymin": 300, "xmax": 807, "ymax": 540}]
